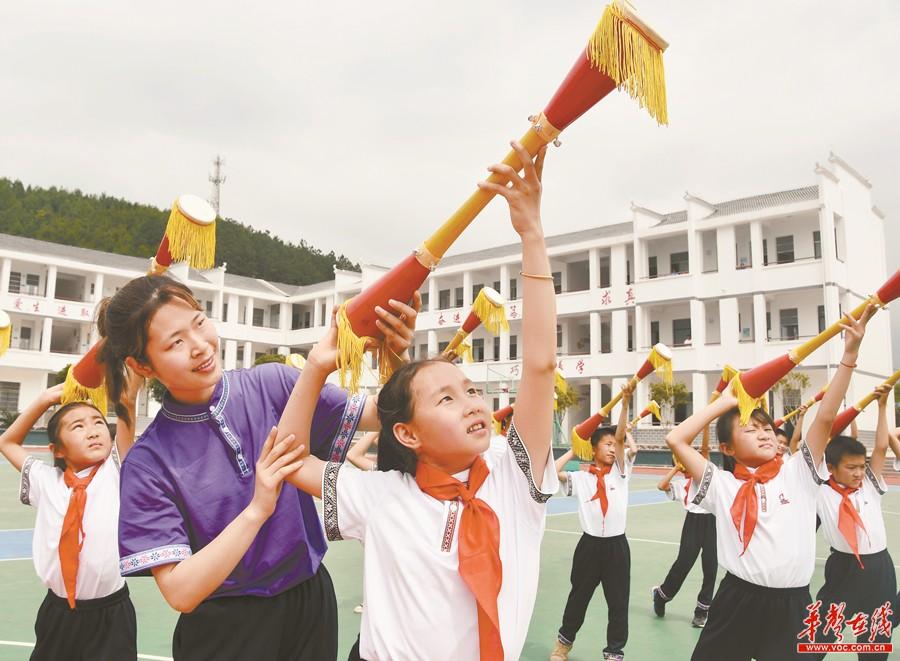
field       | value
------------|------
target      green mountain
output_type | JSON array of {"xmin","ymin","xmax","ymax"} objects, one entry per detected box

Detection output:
[{"xmin": 0, "ymin": 178, "xmax": 357, "ymax": 286}]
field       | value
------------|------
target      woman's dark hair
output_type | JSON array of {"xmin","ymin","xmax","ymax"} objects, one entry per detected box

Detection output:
[
  {"xmin": 590, "ymin": 426, "xmax": 617, "ymax": 447},
  {"xmin": 715, "ymin": 407, "xmax": 775, "ymax": 447},
  {"xmin": 376, "ymin": 358, "xmax": 449, "ymax": 475},
  {"xmin": 47, "ymin": 401, "xmax": 105, "ymax": 471},
  {"xmin": 825, "ymin": 435, "xmax": 867, "ymax": 468},
  {"xmin": 97, "ymin": 275, "xmax": 201, "ymax": 427}
]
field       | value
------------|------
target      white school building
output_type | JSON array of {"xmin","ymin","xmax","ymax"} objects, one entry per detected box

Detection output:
[{"xmin": 0, "ymin": 152, "xmax": 894, "ymax": 444}]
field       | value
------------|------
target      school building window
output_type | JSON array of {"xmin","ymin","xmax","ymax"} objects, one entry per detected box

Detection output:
[
  {"xmin": 472, "ymin": 338, "xmax": 484, "ymax": 362},
  {"xmin": 648, "ymin": 256, "xmax": 658, "ymax": 279},
  {"xmin": 472, "ymin": 284, "xmax": 483, "ymax": 301},
  {"xmin": 600, "ymin": 259, "xmax": 611, "ymax": 288},
  {"xmin": 600, "ymin": 321, "xmax": 611, "ymax": 353},
  {"xmin": 556, "ymin": 325, "xmax": 563, "ymax": 350},
  {"xmin": 509, "ymin": 335, "xmax": 518, "ymax": 360},
  {"xmin": 779, "ymin": 308, "xmax": 799, "ymax": 340},
  {"xmin": 510, "ymin": 278, "xmax": 518, "ymax": 300},
  {"xmin": 672, "ymin": 318, "xmax": 691, "ymax": 345},
  {"xmin": 762, "ymin": 239, "xmax": 769, "ymax": 266},
  {"xmin": 236, "ymin": 346, "xmax": 244, "ymax": 363},
  {"xmin": 817, "ymin": 305, "xmax": 826, "ymax": 333},
  {"xmin": 438, "ymin": 341, "xmax": 449, "ymax": 354},
  {"xmin": 670, "ymin": 251, "xmax": 689, "ymax": 275},
  {"xmin": 205, "ymin": 300, "xmax": 213, "ymax": 315},
  {"xmin": 813, "ymin": 230, "xmax": 822, "ymax": 259},
  {"xmin": 420, "ymin": 292, "xmax": 429, "ymax": 311},
  {"xmin": 252, "ymin": 308, "xmax": 264, "ymax": 327},
  {"xmin": 493, "ymin": 336, "xmax": 500, "ymax": 361},
  {"xmin": 439, "ymin": 289, "xmax": 450, "ymax": 310},
  {"xmin": 650, "ymin": 321, "xmax": 660, "ymax": 346},
  {"xmin": 0, "ymin": 381, "xmax": 19, "ymax": 412},
  {"xmin": 454, "ymin": 287, "xmax": 464, "ymax": 308},
  {"xmin": 222, "ymin": 302, "xmax": 229, "ymax": 321},
  {"xmin": 775, "ymin": 235, "xmax": 794, "ymax": 264},
  {"xmin": 674, "ymin": 395, "xmax": 693, "ymax": 424},
  {"xmin": 552, "ymin": 272, "xmax": 562, "ymax": 295}
]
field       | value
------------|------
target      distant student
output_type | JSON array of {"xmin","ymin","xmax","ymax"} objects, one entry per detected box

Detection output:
[
  {"xmin": 667, "ymin": 306, "xmax": 874, "ymax": 661},
  {"xmin": 0, "ymin": 374, "xmax": 140, "ymax": 661},
  {"xmin": 810, "ymin": 384, "xmax": 895, "ymax": 660},
  {"xmin": 551, "ymin": 385, "xmax": 636, "ymax": 661}
]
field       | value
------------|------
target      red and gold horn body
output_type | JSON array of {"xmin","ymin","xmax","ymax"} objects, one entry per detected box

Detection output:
[
  {"xmin": 571, "ymin": 343, "xmax": 672, "ymax": 459},
  {"xmin": 774, "ymin": 385, "xmax": 828, "ymax": 428},
  {"xmin": 337, "ymin": 2, "xmax": 669, "ymax": 391},
  {"xmin": 61, "ymin": 340, "xmax": 108, "ymax": 412},
  {"xmin": 629, "ymin": 400, "xmax": 661, "ymax": 427},
  {"xmin": 732, "ymin": 269, "xmax": 900, "ymax": 422},
  {"xmin": 442, "ymin": 287, "xmax": 507, "ymax": 361},
  {"xmin": 710, "ymin": 364, "xmax": 738, "ymax": 403},
  {"xmin": 830, "ymin": 370, "xmax": 900, "ymax": 437},
  {"xmin": 492, "ymin": 405, "xmax": 515, "ymax": 437}
]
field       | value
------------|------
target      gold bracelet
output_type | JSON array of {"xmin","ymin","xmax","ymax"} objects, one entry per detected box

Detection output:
[{"xmin": 519, "ymin": 271, "xmax": 554, "ymax": 280}]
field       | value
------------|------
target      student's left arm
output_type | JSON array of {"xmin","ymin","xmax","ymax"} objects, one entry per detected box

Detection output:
[
  {"xmin": 804, "ymin": 305, "xmax": 875, "ymax": 466},
  {"xmin": 870, "ymin": 384, "xmax": 892, "ymax": 479},
  {"xmin": 625, "ymin": 432, "xmax": 638, "ymax": 461},
  {"xmin": 789, "ymin": 406, "xmax": 807, "ymax": 454},
  {"xmin": 614, "ymin": 383, "xmax": 634, "ymax": 473},
  {"xmin": 0, "ymin": 384, "xmax": 63, "ymax": 471},
  {"xmin": 356, "ymin": 294, "xmax": 421, "ymax": 431},
  {"xmin": 114, "ymin": 368, "xmax": 144, "ymax": 462},
  {"xmin": 478, "ymin": 141, "xmax": 554, "ymax": 484}
]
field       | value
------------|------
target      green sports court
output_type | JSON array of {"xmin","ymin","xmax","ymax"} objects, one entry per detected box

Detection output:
[{"xmin": 1, "ymin": 451, "xmax": 897, "ymax": 660}]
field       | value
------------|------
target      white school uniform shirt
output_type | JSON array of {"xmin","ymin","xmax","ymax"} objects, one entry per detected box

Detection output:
[
  {"xmin": 561, "ymin": 454, "xmax": 634, "ymax": 537},
  {"xmin": 19, "ymin": 453, "xmax": 124, "ymax": 601},
  {"xmin": 666, "ymin": 477, "xmax": 711, "ymax": 515},
  {"xmin": 816, "ymin": 466, "xmax": 888, "ymax": 555},
  {"xmin": 321, "ymin": 422, "xmax": 558, "ymax": 661},
  {"xmin": 688, "ymin": 442, "xmax": 829, "ymax": 588}
]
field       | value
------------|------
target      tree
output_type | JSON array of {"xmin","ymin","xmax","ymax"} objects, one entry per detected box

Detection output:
[
  {"xmin": 650, "ymin": 381, "xmax": 691, "ymax": 426},
  {"xmin": 253, "ymin": 353, "xmax": 286, "ymax": 366}
]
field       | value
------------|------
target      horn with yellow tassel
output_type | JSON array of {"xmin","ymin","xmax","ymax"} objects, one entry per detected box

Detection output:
[
  {"xmin": 62, "ymin": 194, "xmax": 218, "ymax": 410},
  {"xmin": 0, "ymin": 309, "xmax": 10, "ymax": 359},
  {"xmin": 772, "ymin": 385, "xmax": 827, "ymax": 428},
  {"xmin": 571, "ymin": 343, "xmax": 672, "ymax": 460},
  {"xmin": 336, "ymin": 1, "xmax": 670, "ymax": 391},
  {"xmin": 830, "ymin": 370, "xmax": 900, "ymax": 437},
  {"xmin": 628, "ymin": 400, "xmax": 661, "ymax": 428},
  {"xmin": 492, "ymin": 404, "xmax": 515, "ymax": 436},
  {"xmin": 730, "ymin": 269, "xmax": 900, "ymax": 423},
  {"xmin": 442, "ymin": 287, "xmax": 507, "ymax": 362},
  {"xmin": 709, "ymin": 364, "xmax": 739, "ymax": 403}
]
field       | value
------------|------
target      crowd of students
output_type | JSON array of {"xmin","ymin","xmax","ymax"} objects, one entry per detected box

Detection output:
[{"xmin": 0, "ymin": 142, "xmax": 896, "ymax": 660}]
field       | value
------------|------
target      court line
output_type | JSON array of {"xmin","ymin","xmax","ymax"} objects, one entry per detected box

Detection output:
[
  {"xmin": 0, "ymin": 640, "xmax": 172, "ymax": 660},
  {"xmin": 0, "ymin": 557, "xmax": 30, "ymax": 562}
]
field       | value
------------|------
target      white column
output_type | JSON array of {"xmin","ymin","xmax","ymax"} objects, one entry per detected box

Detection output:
[
  {"xmin": 462, "ymin": 271, "xmax": 473, "ymax": 309},
  {"xmin": 590, "ymin": 377, "xmax": 601, "ymax": 413},
  {"xmin": 277, "ymin": 346, "xmax": 289, "ymax": 356},
  {"xmin": 0, "ymin": 257, "xmax": 10, "ymax": 294},
  {"xmin": 612, "ymin": 309, "xmax": 628, "ymax": 354},
  {"xmin": 589, "ymin": 311, "xmax": 600, "ymax": 354},
  {"xmin": 224, "ymin": 339, "xmax": 238, "ymax": 370},
  {"xmin": 244, "ymin": 297, "xmax": 255, "ymax": 326},
  {"xmin": 716, "ymin": 225, "xmax": 736, "ymax": 275},
  {"xmin": 692, "ymin": 372, "xmax": 708, "ymax": 418},
  {"xmin": 750, "ymin": 221, "xmax": 764, "ymax": 270},
  {"xmin": 687, "ymin": 228, "xmax": 699, "ymax": 276},
  {"xmin": 499, "ymin": 264, "xmax": 510, "ymax": 299},
  {"xmin": 279, "ymin": 302, "xmax": 290, "ymax": 331},
  {"xmin": 227, "ymin": 294, "xmax": 239, "ymax": 323},
  {"xmin": 753, "ymin": 293, "xmax": 768, "ymax": 344},
  {"xmin": 633, "ymin": 238, "xmax": 645, "ymax": 280},
  {"xmin": 500, "ymin": 328, "xmax": 510, "ymax": 361},
  {"xmin": 690, "ymin": 299, "xmax": 706, "ymax": 346},
  {"xmin": 427, "ymin": 330, "xmax": 438, "ymax": 356},
  {"xmin": 634, "ymin": 304, "xmax": 647, "ymax": 351},
  {"xmin": 313, "ymin": 297, "xmax": 323, "ymax": 327},
  {"xmin": 214, "ymin": 291, "xmax": 225, "ymax": 321},
  {"xmin": 719, "ymin": 297, "xmax": 739, "ymax": 348},
  {"xmin": 588, "ymin": 248, "xmax": 600, "ymax": 289},
  {"xmin": 41, "ymin": 317, "xmax": 52, "ymax": 353},
  {"xmin": 45, "ymin": 265, "xmax": 57, "ymax": 300},
  {"xmin": 610, "ymin": 244, "xmax": 627, "ymax": 289},
  {"xmin": 323, "ymin": 296, "xmax": 334, "ymax": 326},
  {"xmin": 428, "ymin": 276, "xmax": 439, "ymax": 312},
  {"xmin": 242, "ymin": 341, "xmax": 253, "ymax": 368}
]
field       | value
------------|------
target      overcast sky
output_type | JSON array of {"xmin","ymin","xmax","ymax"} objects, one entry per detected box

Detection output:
[{"xmin": 2, "ymin": 0, "xmax": 898, "ymax": 361}]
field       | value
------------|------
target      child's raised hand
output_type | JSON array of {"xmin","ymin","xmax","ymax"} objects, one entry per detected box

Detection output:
[
  {"xmin": 41, "ymin": 383, "xmax": 64, "ymax": 408},
  {"xmin": 477, "ymin": 141, "xmax": 547, "ymax": 239},
  {"xmin": 306, "ymin": 309, "xmax": 340, "ymax": 374},
  {"xmin": 875, "ymin": 383, "xmax": 891, "ymax": 408},
  {"xmin": 249, "ymin": 427, "xmax": 306, "ymax": 520},
  {"xmin": 620, "ymin": 381, "xmax": 635, "ymax": 404},
  {"xmin": 377, "ymin": 291, "xmax": 420, "ymax": 363},
  {"xmin": 840, "ymin": 303, "xmax": 875, "ymax": 355}
]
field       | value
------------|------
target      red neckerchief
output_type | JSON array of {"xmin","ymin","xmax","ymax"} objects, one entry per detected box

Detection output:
[
  {"xmin": 59, "ymin": 463, "xmax": 102, "ymax": 609},
  {"xmin": 730, "ymin": 456, "xmax": 783, "ymax": 555},
  {"xmin": 826, "ymin": 477, "xmax": 869, "ymax": 569}
]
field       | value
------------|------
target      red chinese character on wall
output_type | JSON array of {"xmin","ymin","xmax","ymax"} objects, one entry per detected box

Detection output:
[
  {"xmin": 509, "ymin": 305, "xmax": 519, "ymax": 319},
  {"xmin": 58, "ymin": 305, "xmax": 67, "ymax": 316},
  {"xmin": 576, "ymin": 359, "xmax": 585, "ymax": 375},
  {"xmin": 453, "ymin": 312, "xmax": 461, "ymax": 324},
  {"xmin": 81, "ymin": 307, "xmax": 90, "ymax": 317},
  {"xmin": 32, "ymin": 302, "xmax": 40, "ymax": 312},
  {"xmin": 601, "ymin": 290, "xmax": 612, "ymax": 306},
  {"xmin": 510, "ymin": 364, "xmax": 520, "ymax": 377},
  {"xmin": 625, "ymin": 287, "xmax": 635, "ymax": 305},
  {"xmin": 438, "ymin": 313, "xmax": 446, "ymax": 326},
  {"xmin": 14, "ymin": 298, "xmax": 23, "ymax": 310}
]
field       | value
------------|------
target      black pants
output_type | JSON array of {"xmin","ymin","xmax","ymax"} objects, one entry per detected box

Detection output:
[
  {"xmin": 31, "ymin": 584, "xmax": 136, "ymax": 661},
  {"xmin": 659, "ymin": 512, "xmax": 717, "ymax": 608},
  {"xmin": 809, "ymin": 548, "xmax": 896, "ymax": 661},
  {"xmin": 692, "ymin": 572, "xmax": 810, "ymax": 661},
  {"xmin": 173, "ymin": 564, "xmax": 338, "ymax": 661},
  {"xmin": 558, "ymin": 533, "xmax": 630, "ymax": 657}
]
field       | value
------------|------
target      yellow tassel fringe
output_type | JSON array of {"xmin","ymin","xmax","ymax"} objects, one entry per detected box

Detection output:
[
  {"xmin": 648, "ymin": 347, "xmax": 673, "ymax": 384},
  {"xmin": 165, "ymin": 202, "xmax": 217, "ymax": 270},
  {"xmin": 61, "ymin": 366, "xmax": 108, "ymax": 414},
  {"xmin": 588, "ymin": 2, "xmax": 668, "ymax": 125},
  {"xmin": 731, "ymin": 374, "xmax": 767, "ymax": 425},
  {"xmin": 646, "ymin": 400, "xmax": 661, "ymax": 421},
  {"xmin": 0, "ymin": 324, "xmax": 9, "ymax": 358},
  {"xmin": 336, "ymin": 302, "xmax": 373, "ymax": 394},
  {"xmin": 472, "ymin": 288, "xmax": 509, "ymax": 334},
  {"xmin": 572, "ymin": 427, "xmax": 594, "ymax": 461},
  {"xmin": 456, "ymin": 338, "xmax": 474, "ymax": 363}
]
